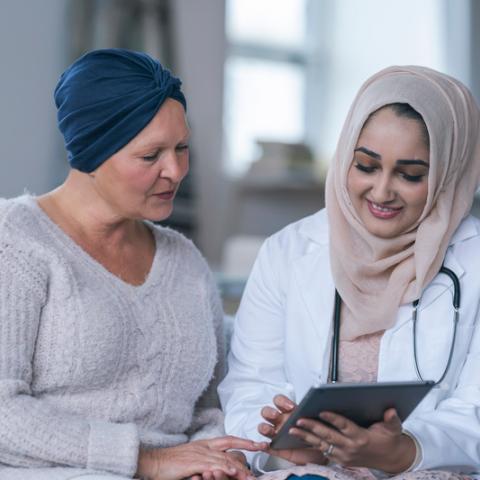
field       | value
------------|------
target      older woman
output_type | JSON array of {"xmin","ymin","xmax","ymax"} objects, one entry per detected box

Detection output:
[
  {"xmin": 219, "ymin": 66, "xmax": 480, "ymax": 479},
  {"xmin": 0, "ymin": 49, "xmax": 264, "ymax": 480}
]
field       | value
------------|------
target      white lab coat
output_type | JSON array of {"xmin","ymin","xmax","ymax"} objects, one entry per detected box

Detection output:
[{"xmin": 218, "ymin": 209, "xmax": 480, "ymax": 475}]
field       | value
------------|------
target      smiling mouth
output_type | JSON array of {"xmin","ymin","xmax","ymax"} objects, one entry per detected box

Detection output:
[{"xmin": 367, "ymin": 200, "xmax": 403, "ymax": 219}]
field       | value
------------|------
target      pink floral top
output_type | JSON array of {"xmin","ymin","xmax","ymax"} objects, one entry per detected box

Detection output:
[{"xmin": 337, "ymin": 331, "xmax": 383, "ymax": 383}]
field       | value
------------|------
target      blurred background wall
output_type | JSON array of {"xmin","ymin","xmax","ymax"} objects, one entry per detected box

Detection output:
[
  {"xmin": 0, "ymin": 0, "xmax": 69, "ymax": 197},
  {"xmin": 0, "ymin": 0, "xmax": 477, "ymax": 307}
]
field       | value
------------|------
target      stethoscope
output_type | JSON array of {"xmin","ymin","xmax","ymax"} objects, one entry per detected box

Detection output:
[{"xmin": 329, "ymin": 266, "xmax": 461, "ymax": 386}]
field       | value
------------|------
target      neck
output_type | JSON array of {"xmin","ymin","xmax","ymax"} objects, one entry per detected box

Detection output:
[{"xmin": 37, "ymin": 170, "xmax": 144, "ymax": 248}]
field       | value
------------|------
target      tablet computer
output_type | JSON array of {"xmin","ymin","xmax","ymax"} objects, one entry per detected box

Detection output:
[{"xmin": 270, "ymin": 381, "xmax": 434, "ymax": 450}]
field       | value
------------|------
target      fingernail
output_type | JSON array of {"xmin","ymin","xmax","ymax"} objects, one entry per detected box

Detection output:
[{"xmin": 296, "ymin": 420, "xmax": 304, "ymax": 427}]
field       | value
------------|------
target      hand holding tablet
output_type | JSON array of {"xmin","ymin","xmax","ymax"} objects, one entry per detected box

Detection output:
[{"xmin": 269, "ymin": 381, "xmax": 434, "ymax": 450}]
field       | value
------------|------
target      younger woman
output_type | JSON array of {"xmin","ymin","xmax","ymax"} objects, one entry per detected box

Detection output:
[{"xmin": 219, "ymin": 66, "xmax": 480, "ymax": 479}]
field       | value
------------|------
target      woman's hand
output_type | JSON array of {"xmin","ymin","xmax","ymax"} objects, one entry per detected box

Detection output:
[
  {"xmin": 258, "ymin": 394, "xmax": 296, "ymax": 438},
  {"xmin": 288, "ymin": 408, "xmax": 416, "ymax": 473},
  {"xmin": 190, "ymin": 451, "xmax": 251, "ymax": 480},
  {"xmin": 258, "ymin": 394, "xmax": 328, "ymax": 466},
  {"xmin": 136, "ymin": 436, "xmax": 267, "ymax": 480}
]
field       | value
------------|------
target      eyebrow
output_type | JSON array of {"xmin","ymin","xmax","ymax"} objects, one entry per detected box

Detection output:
[
  {"xmin": 137, "ymin": 136, "xmax": 190, "ymax": 151},
  {"xmin": 354, "ymin": 147, "xmax": 380, "ymax": 159},
  {"xmin": 354, "ymin": 147, "xmax": 429, "ymax": 167},
  {"xmin": 396, "ymin": 159, "xmax": 429, "ymax": 167}
]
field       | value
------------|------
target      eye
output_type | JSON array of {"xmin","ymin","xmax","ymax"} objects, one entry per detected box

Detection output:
[
  {"xmin": 354, "ymin": 162, "xmax": 376, "ymax": 174},
  {"xmin": 400, "ymin": 173, "xmax": 426, "ymax": 183},
  {"xmin": 176, "ymin": 144, "xmax": 189, "ymax": 153},
  {"xmin": 142, "ymin": 151, "xmax": 160, "ymax": 162}
]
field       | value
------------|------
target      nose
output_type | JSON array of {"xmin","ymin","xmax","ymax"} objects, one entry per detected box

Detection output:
[
  {"xmin": 370, "ymin": 172, "xmax": 395, "ymax": 203},
  {"xmin": 160, "ymin": 149, "xmax": 189, "ymax": 183}
]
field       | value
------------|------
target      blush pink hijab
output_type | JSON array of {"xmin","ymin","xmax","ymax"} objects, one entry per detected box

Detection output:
[{"xmin": 325, "ymin": 66, "xmax": 480, "ymax": 340}]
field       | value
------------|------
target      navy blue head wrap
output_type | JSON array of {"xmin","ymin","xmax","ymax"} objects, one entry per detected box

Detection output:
[{"xmin": 54, "ymin": 48, "xmax": 187, "ymax": 173}]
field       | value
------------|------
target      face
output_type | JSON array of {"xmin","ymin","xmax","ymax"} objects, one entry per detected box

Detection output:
[
  {"xmin": 347, "ymin": 107, "xmax": 429, "ymax": 239},
  {"xmin": 92, "ymin": 98, "xmax": 190, "ymax": 222}
]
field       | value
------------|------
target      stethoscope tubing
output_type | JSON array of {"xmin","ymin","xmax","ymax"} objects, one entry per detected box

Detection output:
[
  {"xmin": 412, "ymin": 266, "xmax": 460, "ymax": 385},
  {"xmin": 330, "ymin": 266, "xmax": 460, "ymax": 386}
]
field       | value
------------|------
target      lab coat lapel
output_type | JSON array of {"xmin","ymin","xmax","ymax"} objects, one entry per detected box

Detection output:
[
  {"xmin": 382, "ymin": 251, "xmax": 467, "ymax": 382},
  {"xmin": 291, "ymin": 247, "xmax": 335, "ymax": 381}
]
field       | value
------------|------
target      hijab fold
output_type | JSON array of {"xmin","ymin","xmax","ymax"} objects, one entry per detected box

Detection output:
[{"xmin": 325, "ymin": 66, "xmax": 480, "ymax": 340}]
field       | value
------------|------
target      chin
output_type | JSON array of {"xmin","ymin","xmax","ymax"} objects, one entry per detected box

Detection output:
[
  {"xmin": 144, "ymin": 207, "xmax": 173, "ymax": 223},
  {"xmin": 362, "ymin": 220, "xmax": 399, "ymax": 239},
  {"xmin": 370, "ymin": 230, "xmax": 397, "ymax": 239},
  {"xmin": 367, "ymin": 225, "xmax": 405, "ymax": 239}
]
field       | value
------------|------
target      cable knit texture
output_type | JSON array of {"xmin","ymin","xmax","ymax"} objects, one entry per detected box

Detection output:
[{"xmin": 0, "ymin": 195, "xmax": 226, "ymax": 478}]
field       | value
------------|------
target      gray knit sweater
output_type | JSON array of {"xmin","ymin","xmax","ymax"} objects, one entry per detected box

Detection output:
[{"xmin": 0, "ymin": 196, "xmax": 226, "ymax": 478}]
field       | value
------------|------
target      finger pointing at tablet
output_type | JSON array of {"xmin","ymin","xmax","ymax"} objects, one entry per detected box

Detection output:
[{"xmin": 258, "ymin": 394, "xmax": 297, "ymax": 438}]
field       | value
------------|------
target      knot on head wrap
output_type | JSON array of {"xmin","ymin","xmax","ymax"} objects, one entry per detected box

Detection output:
[{"xmin": 54, "ymin": 48, "xmax": 187, "ymax": 173}]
